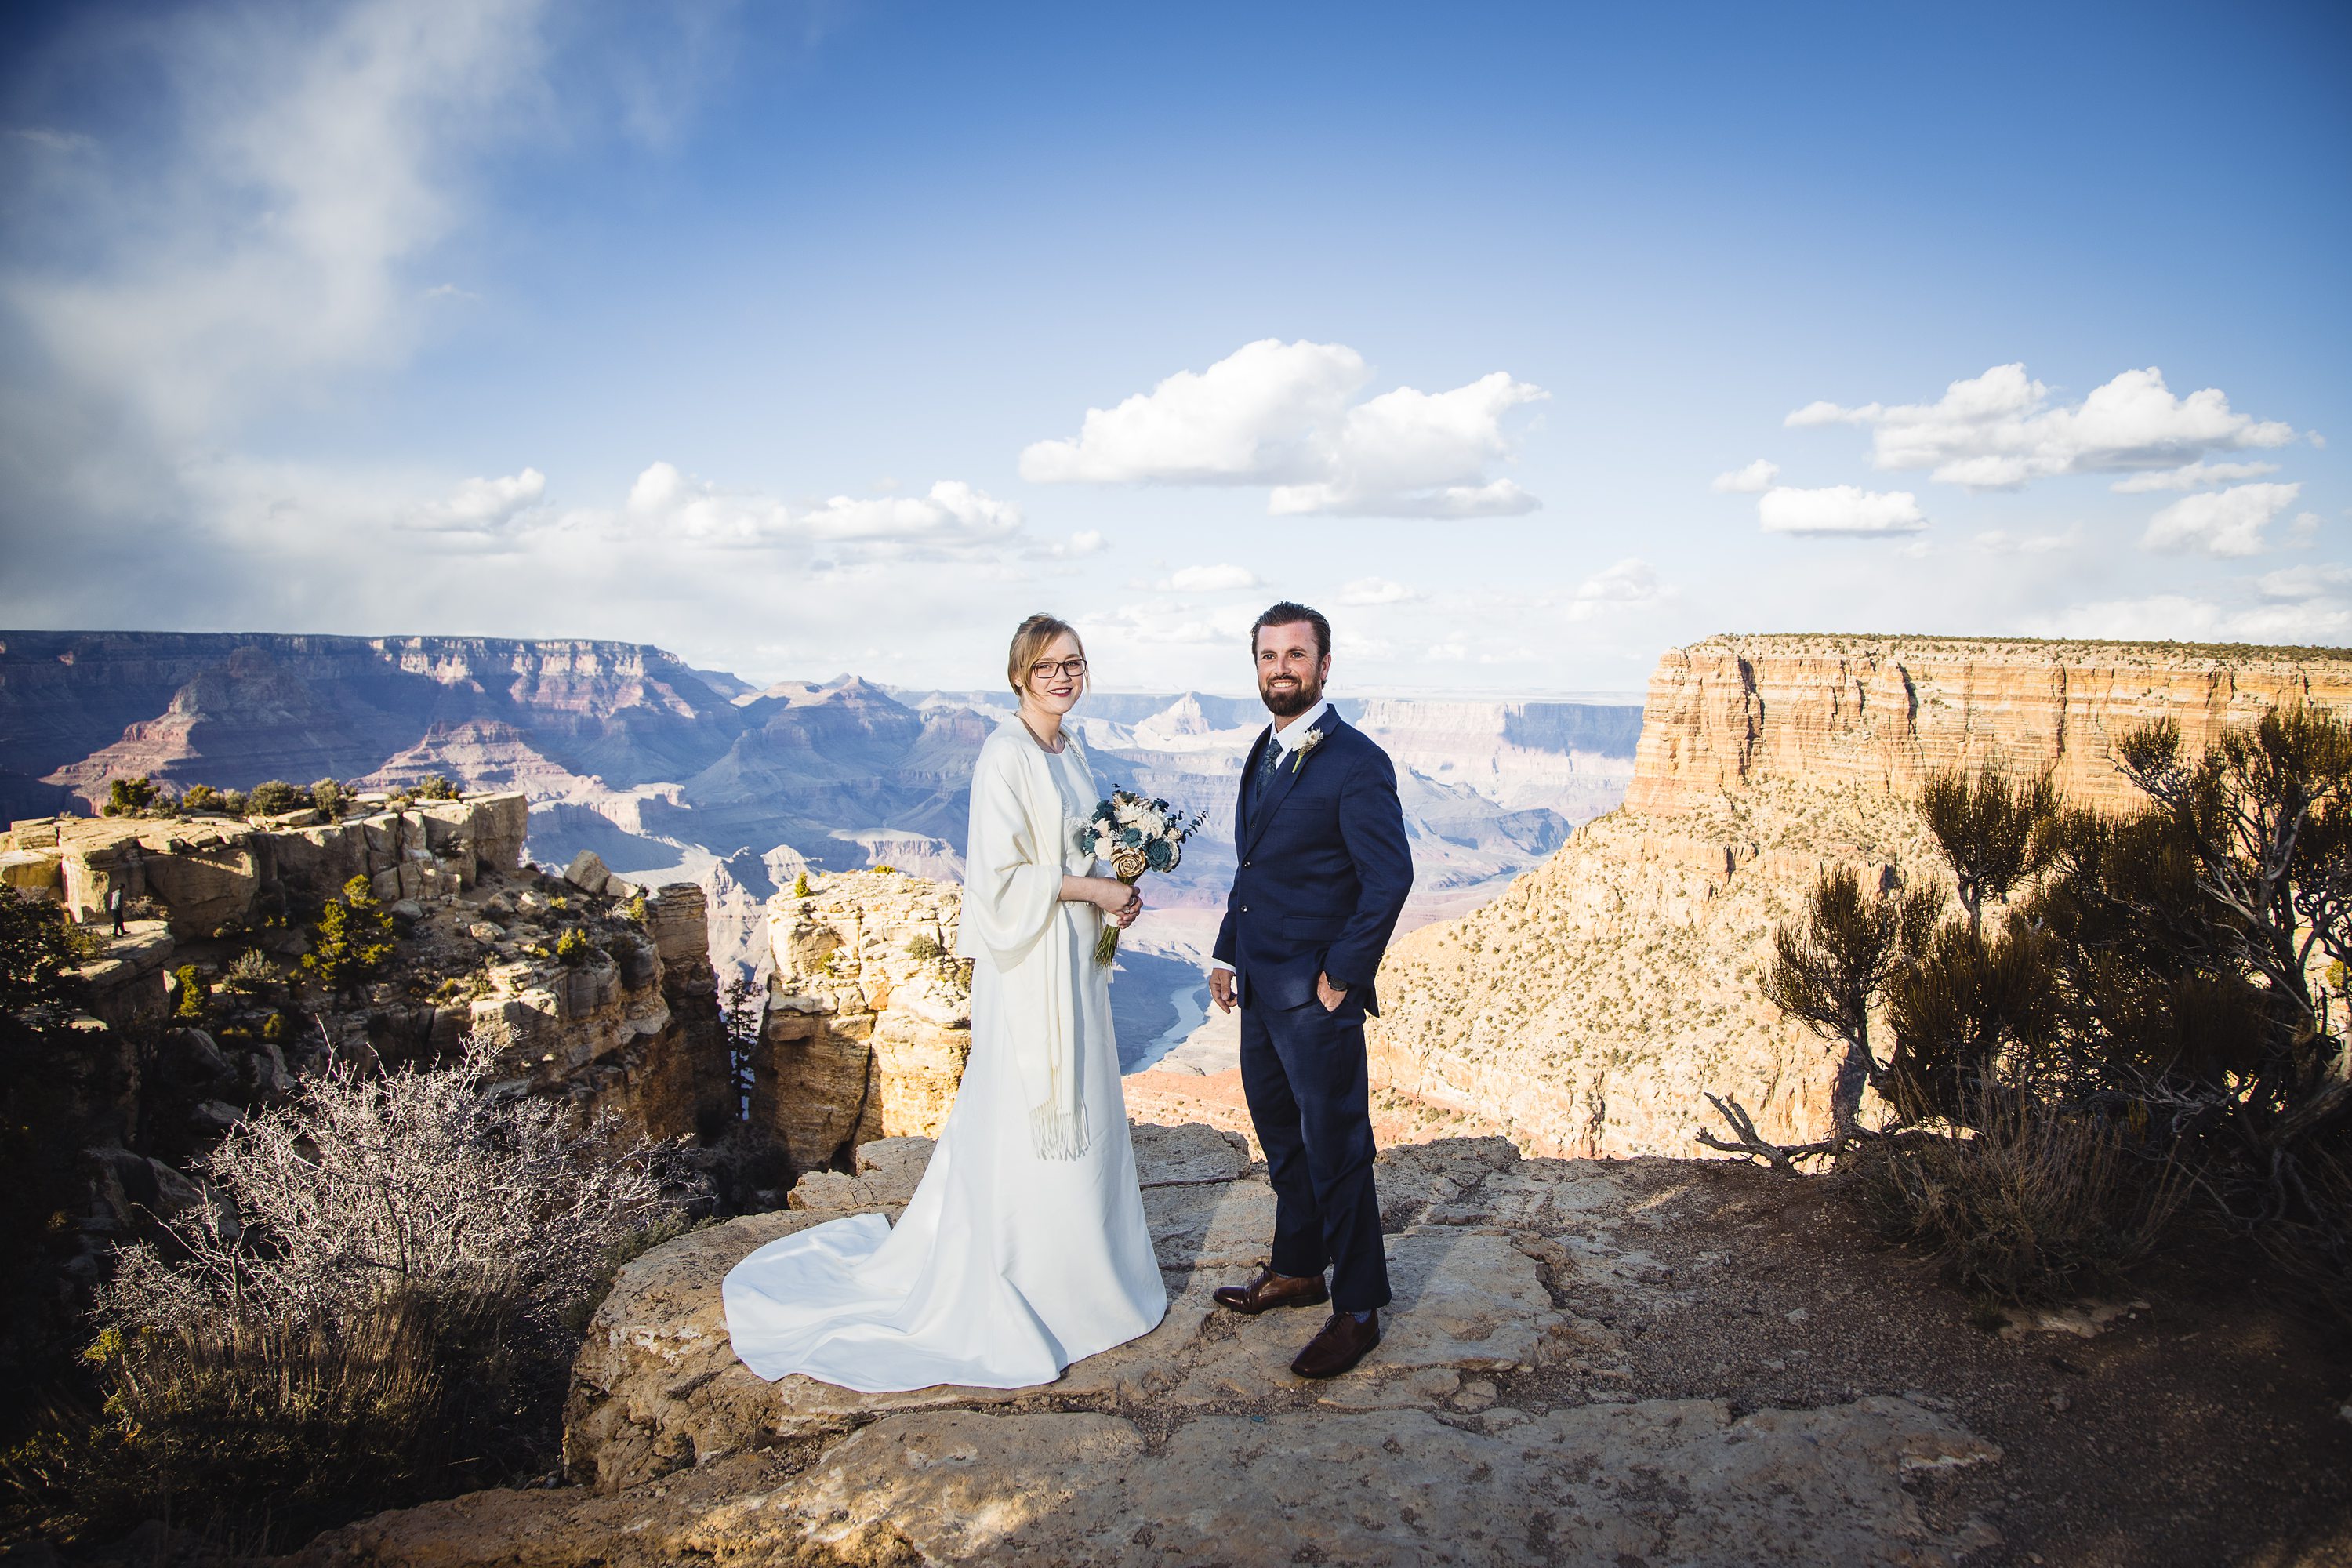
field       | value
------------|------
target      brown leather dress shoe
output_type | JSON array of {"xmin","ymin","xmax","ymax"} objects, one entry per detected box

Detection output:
[
  {"xmin": 1211, "ymin": 1265, "xmax": 1330, "ymax": 1315},
  {"xmin": 1290, "ymin": 1310, "xmax": 1381, "ymax": 1379}
]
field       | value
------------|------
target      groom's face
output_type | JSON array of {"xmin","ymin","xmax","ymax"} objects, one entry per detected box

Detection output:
[{"xmin": 1254, "ymin": 622, "xmax": 1329, "ymax": 719}]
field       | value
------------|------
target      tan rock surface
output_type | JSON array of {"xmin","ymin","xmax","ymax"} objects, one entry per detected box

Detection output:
[
  {"xmin": 753, "ymin": 873, "xmax": 970, "ymax": 1168},
  {"xmin": 300, "ymin": 1127, "xmax": 2002, "ymax": 1566}
]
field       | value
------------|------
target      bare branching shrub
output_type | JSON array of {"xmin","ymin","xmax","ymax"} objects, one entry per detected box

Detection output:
[
  {"xmin": 220, "ymin": 948, "xmax": 278, "ymax": 991},
  {"xmin": 1846, "ymin": 1083, "xmax": 2187, "ymax": 1305},
  {"xmin": 103, "ymin": 1025, "xmax": 674, "ymax": 1342},
  {"xmin": 58, "ymin": 1025, "xmax": 688, "ymax": 1546}
]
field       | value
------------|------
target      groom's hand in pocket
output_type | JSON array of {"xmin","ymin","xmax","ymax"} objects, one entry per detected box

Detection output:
[
  {"xmin": 1316, "ymin": 971, "xmax": 1348, "ymax": 1013},
  {"xmin": 1210, "ymin": 967, "xmax": 1236, "ymax": 1014}
]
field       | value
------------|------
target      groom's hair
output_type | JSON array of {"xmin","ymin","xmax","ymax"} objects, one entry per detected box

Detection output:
[{"xmin": 1250, "ymin": 601, "xmax": 1330, "ymax": 661}]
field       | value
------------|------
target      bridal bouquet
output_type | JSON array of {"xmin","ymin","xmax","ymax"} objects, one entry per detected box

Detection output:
[{"xmin": 1078, "ymin": 789, "xmax": 1203, "ymax": 966}]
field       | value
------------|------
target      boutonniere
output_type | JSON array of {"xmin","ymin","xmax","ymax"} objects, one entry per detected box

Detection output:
[{"xmin": 1289, "ymin": 725, "xmax": 1327, "ymax": 774}]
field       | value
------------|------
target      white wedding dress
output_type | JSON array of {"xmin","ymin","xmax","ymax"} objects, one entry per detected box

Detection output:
[{"xmin": 721, "ymin": 724, "xmax": 1167, "ymax": 1392}]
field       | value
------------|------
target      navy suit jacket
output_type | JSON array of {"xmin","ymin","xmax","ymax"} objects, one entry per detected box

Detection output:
[{"xmin": 1212, "ymin": 712, "xmax": 1413, "ymax": 1017}]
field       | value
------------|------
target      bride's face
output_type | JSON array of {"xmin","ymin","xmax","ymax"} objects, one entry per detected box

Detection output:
[{"xmin": 1022, "ymin": 632, "xmax": 1087, "ymax": 717}]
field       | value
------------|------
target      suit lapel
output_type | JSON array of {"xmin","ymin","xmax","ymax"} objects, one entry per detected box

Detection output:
[{"xmin": 1240, "ymin": 713, "xmax": 1338, "ymax": 858}]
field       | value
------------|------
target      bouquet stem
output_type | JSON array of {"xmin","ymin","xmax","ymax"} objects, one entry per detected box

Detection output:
[{"xmin": 1095, "ymin": 873, "xmax": 1141, "ymax": 967}]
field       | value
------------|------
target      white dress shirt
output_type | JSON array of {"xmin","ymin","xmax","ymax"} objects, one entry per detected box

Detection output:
[{"xmin": 1212, "ymin": 699, "xmax": 1333, "ymax": 975}]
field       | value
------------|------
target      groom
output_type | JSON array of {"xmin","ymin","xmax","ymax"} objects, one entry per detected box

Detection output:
[{"xmin": 1209, "ymin": 601, "xmax": 1412, "ymax": 1378}]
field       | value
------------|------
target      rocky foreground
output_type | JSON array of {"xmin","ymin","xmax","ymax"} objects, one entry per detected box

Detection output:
[{"xmin": 280, "ymin": 1126, "xmax": 2031, "ymax": 1567}]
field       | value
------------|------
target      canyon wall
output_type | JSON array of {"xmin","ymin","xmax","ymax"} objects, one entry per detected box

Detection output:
[
  {"xmin": 752, "ymin": 873, "xmax": 971, "ymax": 1169},
  {"xmin": 1628, "ymin": 633, "xmax": 2352, "ymax": 815},
  {"xmin": 1368, "ymin": 633, "xmax": 2352, "ymax": 1160}
]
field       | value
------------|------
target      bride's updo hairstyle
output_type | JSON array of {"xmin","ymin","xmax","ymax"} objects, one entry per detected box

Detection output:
[{"xmin": 1007, "ymin": 613, "xmax": 1087, "ymax": 695}]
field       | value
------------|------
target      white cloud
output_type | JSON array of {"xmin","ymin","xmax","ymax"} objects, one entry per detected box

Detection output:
[
  {"xmin": 2140, "ymin": 481, "xmax": 2300, "ymax": 557},
  {"xmin": 1267, "ymin": 372, "xmax": 1547, "ymax": 517},
  {"xmin": 1079, "ymin": 601, "xmax": 1258, "ymax": 648},
  {"xmin": 2108, "ymin": 459, "xmax": 2281, "ymax": 493},
  {"xmin": 795, "ymin": 480, "xmax": 1022, "ymax": 547},
  {"xmin": 2039, "ymin": 589, "xmax": 2352, "ymax": 645},
  {"xmin": 2288, "ymin": 512, "xmax": 2324, "ymax": 546},
  {"xmin": 2257, "ymin": 563, "xmax": 2352, "ymax": 600},
  {"xmin": 1162, "ymin": 563, "xmax": 1261, "ymax": 592},
  {"xmin": 1021, "ymin": 339, "xmax": 1365, "ymax": 485},
  {"xmin": 1426, "ymin": 642, "xmax": 1468, "ymax": 662},
  {"xmin": 1710, "ymin": 459, "xmax": 1779, "ymax": 493},
  {"xmin": 1022, "ymin": 339, "xmax": 1546, "ymax": 518},
  {"xmin": 1565, "ymin": 557, "xmax": 1668, "ymax": 620},
  {"xmin": 1757, "ymin": 485, "xmax": 1926, "ymax": 536},
  {"xmin": 1788, "ymin": 364, "xmax": 2296, "ymax": 489},
  {"xmin": 1338, "ymin": 576, "xmax": 1420, "ymax": 605},
  {"xmin": 426, "ymin": 467, "xmax": 544, "ymax": 529},
  {"xmin": 511, "ymin": 464, "xmax": 1014, "ymax": 561}
]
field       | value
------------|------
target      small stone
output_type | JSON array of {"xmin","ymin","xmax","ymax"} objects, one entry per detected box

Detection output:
[
  {"xmin": 1784, "ymin": 1306, "xmax": 1809, "ymax": 1323},
  {"xmin": 389, "ymin": 898, "xmax": 425, "ymax": 921},
  {"xmin": 564, "ymin": 851, "xmax": 611, "ymax": 895},
  {"xmin": 1450, "ymin": 1379, "xmax": 1499, "ymax": 1412},
  {"xmin": 2047, "ymin": 1391, "xmax": 2071, "ymax": 1414},
  {"xmin": 469, "ymin": 922, "xmax": 506, "ymax": 943}
]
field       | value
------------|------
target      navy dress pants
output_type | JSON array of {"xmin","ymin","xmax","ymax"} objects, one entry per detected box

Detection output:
[{"xmin": 1238, "ymin": 996, "xmax": 1391, "ymax": 1312}]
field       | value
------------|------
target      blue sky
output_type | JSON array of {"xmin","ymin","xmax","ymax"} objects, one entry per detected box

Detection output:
[{"xmin": 3, "ymin": 0, "xmax": 2346, "ymax": 695}]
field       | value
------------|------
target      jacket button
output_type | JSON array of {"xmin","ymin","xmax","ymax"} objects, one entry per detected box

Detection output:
[
  {"xmin": 1240, "ymin": 904, "xmax": 1249, "ymax": 913},
  {"xmin": 1242, "ymin": 859, "xmax": 1252, "ymax": 868}
]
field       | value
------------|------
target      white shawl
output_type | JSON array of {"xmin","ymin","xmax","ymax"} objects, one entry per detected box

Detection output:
[{"xmin": 953, "ymin": 718, "xmax": 1100, "ymax": 1160}]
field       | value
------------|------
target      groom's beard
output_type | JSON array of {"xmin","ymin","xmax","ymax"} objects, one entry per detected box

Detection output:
[{"xmin": 1260, "ymin": 669, "xmax": 1323, "ymax": 719}]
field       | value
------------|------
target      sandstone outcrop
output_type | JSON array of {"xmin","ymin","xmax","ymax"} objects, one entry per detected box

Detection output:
[
  {"xmin": 1628, "ymin": 633, "xmax": 2352, "ymax": 815},
  {"xmin": 2, "ymin": 793, "xmax": 528, "ymax": 938},
  {"xmin": 1370, "ymin": 635, "xmax": 2352, "ymax": 1158},
  {"xmin": 460, "ymin": 879, "xmax": 728, "ymax": 1143},
  {"xmin": 293, "ymin": 1127, "xmax": 2004, "ymax": 1566},
  {"xmin": 752, "ymin": 873, "xmax": 969, "ymax": 1168}
]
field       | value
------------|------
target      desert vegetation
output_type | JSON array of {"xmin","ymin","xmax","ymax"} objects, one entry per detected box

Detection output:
[
  {"xmin": 98, "ymin": 772, "xmax": 463, "ymax": 822},
  {"xmin": 6, "ymin": 1025, "xmax": 689, "ymax": 1551},
  {"xmin": 1725, "ymin": 708, "xmax": 2352, "ymax": 1311}
]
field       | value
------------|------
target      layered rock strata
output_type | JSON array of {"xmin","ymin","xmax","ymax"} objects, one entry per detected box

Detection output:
[
  {"xmin": 295, "ymin": 1127, "xmax": 2003, "ymax": 1566},
  {"xmin": 1370, "ymin": 635, "xmax": 2352, "ymax": 1158},
  {"xmin": 753, "ymin": 873, "xmax": 970, "ymax": 1169},
  {"xmin": 462, "ymin": 878, "xmax": 730, "ymax": 1144},
  {"xmin": 1628, "ymin": 633, "xmax": 2352, "ymax": 815},
  {"xmin": 2, "ymin": 793, "xmax": 528, "ymax": 938}
]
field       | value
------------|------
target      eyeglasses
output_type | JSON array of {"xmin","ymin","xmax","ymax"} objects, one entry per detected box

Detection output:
[{"xmin": 1029, "ymin": 657, "xmax": 1087, "ymax": 680}]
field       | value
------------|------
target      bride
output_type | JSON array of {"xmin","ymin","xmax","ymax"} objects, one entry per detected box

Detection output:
[{"xmin": 721, "ymin": 614, "xmax": 1168, "ymax": 1392}]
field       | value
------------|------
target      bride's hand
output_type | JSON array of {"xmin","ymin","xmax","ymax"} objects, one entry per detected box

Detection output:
[{"xmin": 1089, "ymin": 877, "xmax": 1142, "ymax": 927}]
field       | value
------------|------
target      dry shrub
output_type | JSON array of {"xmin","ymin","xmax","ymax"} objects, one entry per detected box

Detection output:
[
  {"xmin": 1846, "ymin": 1083, "xmax": 2187, "ymax": 1305},
  {"xmin": 27, "ymin": 1026, "xmax": 688, "ymax": 1550}
]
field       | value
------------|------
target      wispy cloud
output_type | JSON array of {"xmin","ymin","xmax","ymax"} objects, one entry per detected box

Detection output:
[
  {"xmin": 2140, "ymin": 481, "xmax": 2300, "ymax": 557},
  {"xmin": 1788, "ymin": 364, "xmax": 2296, "ymax": 490},
  {"xmin": 1710, "ymin": 459, "xmax": 1778, "ymax": 493}
]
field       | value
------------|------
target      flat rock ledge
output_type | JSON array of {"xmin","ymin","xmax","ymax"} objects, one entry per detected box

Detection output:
[{"xmin": 293, "ymin": 1127, "xmax": 2001, "ymax": 1566}]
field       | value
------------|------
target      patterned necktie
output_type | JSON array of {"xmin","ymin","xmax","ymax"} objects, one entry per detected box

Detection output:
[{"xmin": 1254, "ymin": 734, "xmax": 1283, "ymax": 803}]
